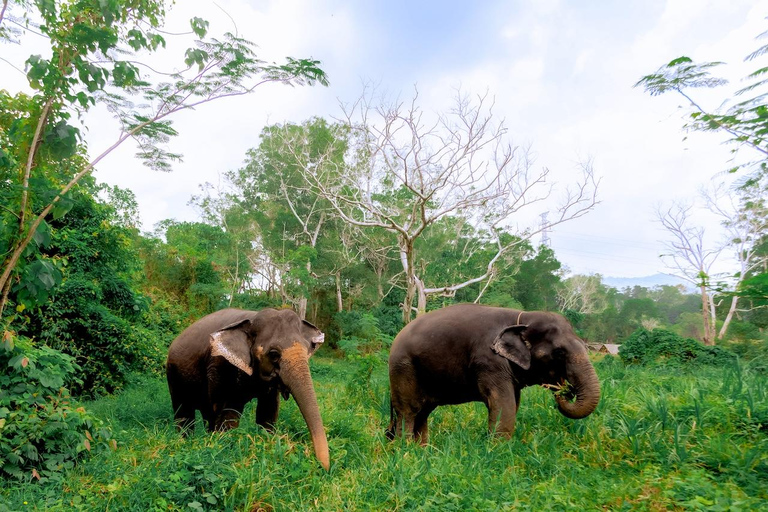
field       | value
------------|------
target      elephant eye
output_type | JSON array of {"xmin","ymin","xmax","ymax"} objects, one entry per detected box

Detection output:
[
  {"xmin": 553, "ymin": 347, "xmax": 567, "ymax": 360},
  {"xmin": 267, "ymin": 348, "xmax": 281, "ymax": 361}
]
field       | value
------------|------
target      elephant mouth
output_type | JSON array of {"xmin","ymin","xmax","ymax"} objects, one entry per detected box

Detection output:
[{"xmin": 265, "ymin": 380, "xmax": 291, "ymax": 400}]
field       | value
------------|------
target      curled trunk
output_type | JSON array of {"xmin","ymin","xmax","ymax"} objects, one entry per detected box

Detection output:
[
  {"xmin": 555, "ymin": 351, "xmax": 601, "ymax": 419},
  {"xmin": 279, "ymin": 344, "xmax": 330, "ymax": 470}
]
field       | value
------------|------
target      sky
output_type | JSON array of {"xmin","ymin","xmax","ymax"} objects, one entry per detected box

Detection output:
[{"xmin": 3, "ymin": 0, "xmax": 768, "ymax": 279}]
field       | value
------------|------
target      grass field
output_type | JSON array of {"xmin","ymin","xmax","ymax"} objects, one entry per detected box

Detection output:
[{"xmin": 2, "ymin": 353, "xmax": 767, "ymax": 511}]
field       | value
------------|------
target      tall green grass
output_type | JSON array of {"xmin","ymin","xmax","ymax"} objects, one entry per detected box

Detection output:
[{"xmin": 2, "ymin": 354, "xmax": 766, "ymax": 510}]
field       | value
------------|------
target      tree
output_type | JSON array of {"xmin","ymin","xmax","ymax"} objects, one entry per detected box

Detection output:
[
  {"xmin": 638, "ymin": 22, "xmax": 768, "ymax": 343},
  {"xmin": 703, "ymin": 179, "xmax": 768, "ymax": 337},
  {"xmin": 189, "ymin": 178, "xmax": 260, "ymax": 306},
  {"xmin": 557, "ymin": 274, "xmax": 608, "ymax": 314},
  {"xmin": 657, "ymin": 203, "xmax": 722, "ymax": 345},
  {"xmin": 0, "ymin": 0, "xmax": 328, "ymax": 317},
  {"xmin": 228, "ymin": 118, "xmax": 347, "ymax": 319},
  {"xmin": 302, "ymin": 87, "xmax": 598, "ymax": 323}
]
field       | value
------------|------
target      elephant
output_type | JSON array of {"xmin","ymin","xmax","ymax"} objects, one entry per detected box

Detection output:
[
  {"xmin": 166, "ymin": 308, "xmax": 330, "ymax": 470},
  {"xmin": 387, "ymin": 304, "xmax": 600, "ymax": 443}
]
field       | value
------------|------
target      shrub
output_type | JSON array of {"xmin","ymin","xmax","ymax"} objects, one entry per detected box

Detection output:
[
  {"xmin": 619, "ymin": 328, "xmax": 737, "ymax": 367},
  {"xmin": 0, "ymin": 332, "xmax": 113, "ymax": 481},
  {"xmin": 333, "ymin": 311, "xmax": 392, "ymax": 356},
  {"xmin": 31, "ymin": 276, "xmax": 166, "ymax": 396}
]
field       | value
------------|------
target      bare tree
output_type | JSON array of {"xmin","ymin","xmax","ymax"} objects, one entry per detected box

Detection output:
[
  {"xmin": 302, "ymin": 86, "xmax": 599, "ymax": 323},
  {"xmin": 657, "ymin": 203, "xmax": 723, "ymax": 345}
]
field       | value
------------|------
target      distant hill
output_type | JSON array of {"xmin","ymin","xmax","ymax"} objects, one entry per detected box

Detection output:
[{"xmin": 602, "ymin": 273, "xmax": 695, "ymax": 292}]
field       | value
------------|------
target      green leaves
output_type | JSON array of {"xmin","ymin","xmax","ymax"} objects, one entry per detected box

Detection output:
[
  {"xmin": 184, "ymin": 48, "xmax": 210, "ymax": 71},
  {"xmin": 637, "ymin": 22, "xmax": 768, "ymax": 176},
  {"xmin": 635, "ymin": 57, "xmax": 727, "ymax": 96},
  {"xmin": 266, "ymin": 57, "xmax": 331, "ymax": 87},
  {"xmin": 0, "ymin": 332, "xmax": 112, "ymax": 481},
  {"xmin": 25, "ymin": 54, "xmax": 50, "ymax": 90},
  {"xmin": 190, "ymin": 17, "xmax": 209, "ymax": 38},
  {"xmin": 44, "ymin": 120, "xmax": 80, "ymax": 159}
]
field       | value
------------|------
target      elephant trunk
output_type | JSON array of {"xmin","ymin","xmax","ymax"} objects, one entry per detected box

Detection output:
[
  {"xmin": 555, "ymin": 347, "xmax": 600, "ymax": 419},
  {"xmin": 279, "ymin": 343, "xmax": 330, "ymax": 471}
]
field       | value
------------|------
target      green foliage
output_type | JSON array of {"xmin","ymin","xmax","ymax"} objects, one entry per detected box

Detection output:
[
  {"xmin": 138, "ymin": 221, "xmax": 232, "ymax": 317},
  {"xmin": 31, "ymin": 275, "xmax": 163, "ymax": 396},
  {"xmin": 13, "ymin": 190, "xmax": 164, "ymax": 396},
  {"xmin": 0, "ymin": 332, "xmax": 112, "ymax": 481},
  {"xmin": 619, "ymin": 328, "xmax": 737, "ymax": 367},
  {"xmin": 333, "ymin": 311, "xmax": 392, "ymax": 356},
  {"xmin": 637, "ymin": 23, "xmax": 768, "ymax": 178}
]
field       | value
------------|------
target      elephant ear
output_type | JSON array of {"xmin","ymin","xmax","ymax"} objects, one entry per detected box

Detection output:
[
  {"xmin": 209, "ymin": 318, "xmax": 253, "ymax": 376},
  {"xmin": 491, "ymin": 324, "xmax": 531, "ymax": 370},
  {"xmin": 301, "ymin": 319, "xmax": 325, "ymax": 355}
]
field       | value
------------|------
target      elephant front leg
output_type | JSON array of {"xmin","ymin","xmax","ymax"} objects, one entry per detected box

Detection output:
[
  {"xmin": 482, "ymin": 380, "xmax": 518, "ymax": 437},
  {"xmin": 210, "ymin": 403, "xmax": 244, "ymax": 431},
  {"xmin": 256, "ymin": 388, "xmax": 280, "ymax": 432}
]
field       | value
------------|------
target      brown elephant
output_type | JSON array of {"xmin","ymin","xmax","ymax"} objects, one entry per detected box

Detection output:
[
  {"xmin": 166, "ymin": 308, "xmax": 329, "ymax": 470},
  {"xmin": 387, "ymin": 304, "xmax": 600, "ymax": 443}
]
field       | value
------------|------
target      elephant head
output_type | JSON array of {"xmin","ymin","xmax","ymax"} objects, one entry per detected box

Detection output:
[
  {"xmin": 492, "ymin": 311, "xmax": 600, "ymax": 419},
  {"xmin": 208, "ymin": 309, "xmax": 329, "ymax": 470}
]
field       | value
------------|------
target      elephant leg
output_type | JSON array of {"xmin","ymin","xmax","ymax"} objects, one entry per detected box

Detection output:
[
  {"xmin": 389, "ymin": 367, "xmax": 421, "ymax": 441},
  {"xmin": 481, "ymin": 379, "xmax": 517, "ymax": 437},
  {"xmin": 213, "ymin": 403, "xmax": 244, "ymax": 431},
  {"xmin": 414, "ymin": 405, "xmax": 435, "ymax": 446},
  {"xmin": 256, "ymin": 389, "xmax": 280, "ymax": 432},
  {"xmin": 172, "ymin": 402, "xmax": 196, "ymax": 436},
  {"xmin": 201, "ymin": 405, "xmax": 216, "ymax": 432},
  {"xmin": 514, "ymin": 386, "xmax": 521, "ymax": 414},
  {"xmin": 390, "ymin": 405, "xmax": 416, "ymax": 440}
]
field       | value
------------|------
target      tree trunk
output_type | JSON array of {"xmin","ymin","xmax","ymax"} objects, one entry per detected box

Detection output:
[
  {"xmin": 700, "ymin": 285, "xmax": 714, "ymax": 345},
  {"xmin": 375, "ymin": 266, "xmax": 384, "ymax": 300},
  {"xmin": 399, "ymin": 237, "xmax": 415, "ymax": 325},
  {"xmin": 403, "ymin": 278, "xmax": 415, "ymax": 325},
  {"xmin": 335, "ymin": 271, "xmax": 343, "ymax": 312},
  {"xmin": 718, "ymin": 295, "xmax": 738, "ymax": 339},
  {"xmin": 415, "ymin": 277, "xmax": 427, "ymax": 317},
  {"xmin": 297, "ymin": 296, "xmax": 308, "ymax": 320}
]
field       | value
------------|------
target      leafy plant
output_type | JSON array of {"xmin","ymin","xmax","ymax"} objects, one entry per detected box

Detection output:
[
  {"xmin": 0, "ymin": 331, "xmax": 113, "ymax": 481},
  {"xmin": 619, "ymin": 328, "xmax": 737, "ymax": 366}
]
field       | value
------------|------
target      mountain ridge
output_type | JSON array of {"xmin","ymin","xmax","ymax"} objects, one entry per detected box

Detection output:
[{"xmin": 602, "ymin": 273, "xmax": 694, "ymax": 291}]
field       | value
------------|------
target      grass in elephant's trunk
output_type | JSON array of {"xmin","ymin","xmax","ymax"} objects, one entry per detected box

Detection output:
[{"xmin": 543, "ymin": 379, "xmax": 577, "ymax": 402}]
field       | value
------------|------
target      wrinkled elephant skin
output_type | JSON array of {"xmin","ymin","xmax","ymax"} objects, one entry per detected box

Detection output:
[
  {"xmin": 166, "ymin": 308, "xmax": 329, "ymax": 470},
  {"xmin": 388, "ymin": 304, "xmax": 600, "ymax": 443}
]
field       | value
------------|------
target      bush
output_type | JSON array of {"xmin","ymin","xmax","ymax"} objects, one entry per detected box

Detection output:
[
  {"xmin": 619, "ymin": 328, "xmax": 737, "ymax": 367},
  {"xmin": 0, "ymin": 332, "xmax": 113, "ymax": 481},
  {"xmin": 30, "ymin": 276, "xmax": 166, "ymax": 396},
  {"xmin": 333, "ymin": 311, "xmax": 392, "ymax": 356}
]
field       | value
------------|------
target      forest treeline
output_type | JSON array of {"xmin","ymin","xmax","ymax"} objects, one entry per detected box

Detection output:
[{"xmin": 3, "ymin": 115, "xmax": 766, "ymax": 398}]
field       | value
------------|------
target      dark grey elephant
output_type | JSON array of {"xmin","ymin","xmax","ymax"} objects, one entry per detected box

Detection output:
[
  {"xmin": 387, "ymin": 304, "xmax": 600, "ymax": 443},
  {"xmin": 166, "ymin": 308, "xmax": 329, "ymax": 470}
]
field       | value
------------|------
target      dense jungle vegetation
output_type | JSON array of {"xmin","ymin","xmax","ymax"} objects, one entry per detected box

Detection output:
[{"xmin": 1, "ymin": 1, "xmax": 767, "ymax": 510}]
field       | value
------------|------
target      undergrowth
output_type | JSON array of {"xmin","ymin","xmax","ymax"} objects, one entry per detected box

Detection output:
[{"xmin": 1, "ymin": 353, "xmax": 766, "ymax": 510}]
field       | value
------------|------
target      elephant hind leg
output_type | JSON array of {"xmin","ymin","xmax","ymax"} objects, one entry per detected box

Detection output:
[
  {"xmin": 414, "ymin": 405, "xmax": 435, "ymax": 445},
  {"xmin": 388, "ymin": 362, "xmax": 424, "ymax": 441}
]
